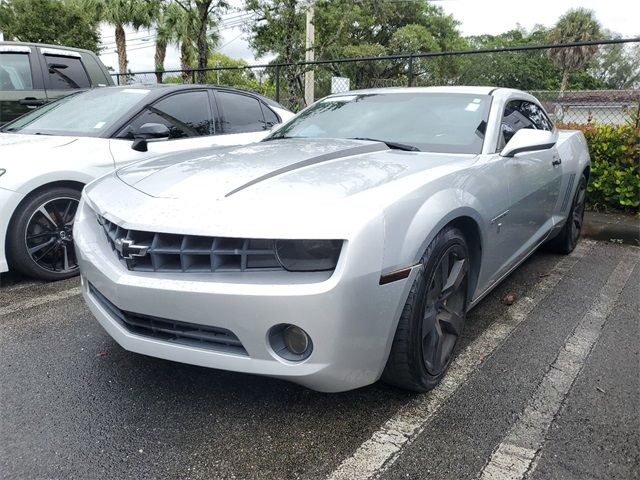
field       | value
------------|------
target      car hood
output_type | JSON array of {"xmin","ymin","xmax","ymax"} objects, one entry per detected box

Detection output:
[
  {"xmin": 116, "ymin": 138, "xmax": 474, "ymax": 202},
  {"xmin": 0, "ymin": 132, "xmax": 79, "ymax": 151}
]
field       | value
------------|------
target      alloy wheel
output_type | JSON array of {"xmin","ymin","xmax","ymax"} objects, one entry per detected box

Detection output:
[
  {"xmin": 24, "ymin": 197, "xmax": 79, "ymax": 274},
  {"xmin": 571, "ymin": 182, "xmax": 586, "ymax": 245},
  {"xmin": 422, "ymin": 245, "xmax": 468, "ymax": 376}
]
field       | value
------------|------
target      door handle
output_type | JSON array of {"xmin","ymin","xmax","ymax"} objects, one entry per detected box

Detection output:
[
  {"xmin": 19, "ymin": 97, "xmax": 47, "ymax": 107},
  {"xmin": 552, "ymin": 157, "xmax": 562, "ymax": 166}
]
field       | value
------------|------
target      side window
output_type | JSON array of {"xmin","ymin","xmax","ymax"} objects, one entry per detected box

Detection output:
[
  {"xmin": 118, "ymin": 90, "xmax": 213, "ymax": 139},
  {"xmin": 217, "ymin": 91, "xmax": 266, "ymax": 133},
  {"xmin": 262, "ymin": 104, "xmax": 280, "ymax": 127},
  {"xmin": 43, "ymin": 55, "xmax": 90, "ymax": 90},
  {"xmin": 499, "ymin": 100, "xmax": 536, "ymax": 150},
  {"xmin": 519, "ymin": 101, "xmax": 554, "ymax": 131},
  {"xmin": 0, "ymin": 53, "xmax": 33, "ymax": 90}
]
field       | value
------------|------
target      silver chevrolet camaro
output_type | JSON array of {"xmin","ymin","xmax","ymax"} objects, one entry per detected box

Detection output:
[{"xmin": 74, "ymin": 87, "xmax": 590, "ymax": 392}]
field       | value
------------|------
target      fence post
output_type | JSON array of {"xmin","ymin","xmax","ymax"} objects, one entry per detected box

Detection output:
[
  {"xmin": 116, "ymin": 74, "xmax": 120, "ymax": 86},
  {"xmin": 636, "ymin": 100, "xmax": 640, "ymax": 129},
  {"xmin": 191, "ymin": 70, "xmax": 196, "ymax": 84},
  {"xmin": 275, "ymin": 65, "xmax": 281, "ymax": 103},
  {"xmin": 408, "ymin": 55, "xmax": 414, "ymax": 87}
]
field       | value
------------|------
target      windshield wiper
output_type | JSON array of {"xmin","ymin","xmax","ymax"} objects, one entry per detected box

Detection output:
[
  {"xmin": 350, "ymin": 137, "xmax": 420, "ymax": 152},
  {"xmin": 263, "ymin": 135, "xmax": 302, "ymax": 141}
]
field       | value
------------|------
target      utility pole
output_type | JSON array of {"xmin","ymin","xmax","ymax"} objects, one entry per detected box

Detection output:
[{"xmin": 304, "ymin": 1, "xmax": 315, "ymax": 106}]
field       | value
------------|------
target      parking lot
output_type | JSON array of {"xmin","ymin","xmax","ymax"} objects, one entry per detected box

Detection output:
[{"xmin": 1, "ymin": 239, "xmax": 638, "ymax": 480}]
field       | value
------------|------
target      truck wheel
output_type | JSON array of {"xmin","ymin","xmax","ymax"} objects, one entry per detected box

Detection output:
[
  {"xmin": 6, "ymin": 187, "xmax": 81, "ymax": 281},
  {"xmin": 547, "ymin": 174, "xmax": 587, "ymax": 255},
  {"xmin": 382, "ymin": 226, "xmax": 469, "ymax": 392}
]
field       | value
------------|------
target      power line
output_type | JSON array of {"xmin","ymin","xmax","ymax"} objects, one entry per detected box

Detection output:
[
  {"xmin": 99, "ymin": 9, "xmax": 254, "ymax": 41},
  {"xmin": 99, "ymin": 13, "xmax": 255, "ymax": 50}
]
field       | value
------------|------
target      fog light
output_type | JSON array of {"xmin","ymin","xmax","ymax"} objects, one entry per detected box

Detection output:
[
  {"xmin": 268, "ymin": 323, "xmax": 313, "ymax": 361},
  {"xmin": 283, "ymin": 325, "xmax": 309, "ymax": 355}
]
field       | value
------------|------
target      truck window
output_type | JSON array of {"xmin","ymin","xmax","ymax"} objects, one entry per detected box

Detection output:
[
  {"xmin": 43, "ymin": 55, "xmax": 90, "ymax": 90},
  {"xmin": 0, "ymin": 53, "xmax": 33, "ymax": 90}
]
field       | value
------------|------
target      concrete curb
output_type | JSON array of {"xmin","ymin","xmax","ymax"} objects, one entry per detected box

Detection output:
[{"xmin": 582, "ymin": 211, "xmax": 639, "ymax": 246}]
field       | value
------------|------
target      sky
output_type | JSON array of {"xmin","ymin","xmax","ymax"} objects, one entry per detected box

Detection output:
[{"xmin": 98, "ymin": 0, "xmax": 640, "ymax": 74}]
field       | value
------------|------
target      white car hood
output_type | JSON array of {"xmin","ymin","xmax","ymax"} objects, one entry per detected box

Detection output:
[
  {"xmin": 0, "ymin": 132, "xmax": 78, "ymax": 151},
  {"xmin": 0, "ymin": 133, "xmax": 115, "ymax": 193},
  {"xmin": 116, "ymin": 138, "xmax": 472, "ymax": 203}
]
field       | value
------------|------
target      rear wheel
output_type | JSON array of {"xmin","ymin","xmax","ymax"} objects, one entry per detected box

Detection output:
[
  {"xmin": 382, "ymin": 226, "xmax": 469, "ymax": 392},
  {"xmin": 6, "ymin": 187, "xmax": 81, "ymax": 281},
  {"xmin": 546, "ymin": 174, "xmax": 587, "ymax": 254}
]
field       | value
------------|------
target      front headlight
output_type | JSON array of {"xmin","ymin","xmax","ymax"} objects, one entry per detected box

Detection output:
[{"xmin": 275, "ymin": 239, "xmax": 343, "ymax": 272}]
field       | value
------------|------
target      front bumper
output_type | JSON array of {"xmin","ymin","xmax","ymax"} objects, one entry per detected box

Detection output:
[{"xmin": 75, "ymin": 199, "xmax": 416, "ymax": 392}]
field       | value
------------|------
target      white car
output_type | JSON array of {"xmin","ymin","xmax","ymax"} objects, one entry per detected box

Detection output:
[
  {"xmin": 75, "ymin": 87, "xmax": 590, "ymax": 392},
  {"xmin": 0, "ymin": 85, "xmax": 293, "ymax": 280}
]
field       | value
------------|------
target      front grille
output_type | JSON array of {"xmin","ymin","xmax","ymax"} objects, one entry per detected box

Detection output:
[
  {"xmin": 98, "ymin": 215, "xmax": 283, "ymax": 273},
  {"xmin": 89, "ymin": 283, "xmax": 248, "ymax": 355}
]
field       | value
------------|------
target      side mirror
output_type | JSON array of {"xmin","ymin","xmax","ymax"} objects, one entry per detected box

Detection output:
[
  {"xmin": 130, "ymin": 123, "xmax": 170, "ymax": 152},
  {"xmin": 501, "ymin": 129, "xmax": 556, "ymax": 158},
  {"xmin": 135, "ymin": 123, "xmax": 170, "ymax": 139}
]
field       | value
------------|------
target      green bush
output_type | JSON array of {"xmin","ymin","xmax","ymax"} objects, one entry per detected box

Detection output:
[{"xmin": 558, "ymin": 122, "xmax": 639, "ymax": 212}]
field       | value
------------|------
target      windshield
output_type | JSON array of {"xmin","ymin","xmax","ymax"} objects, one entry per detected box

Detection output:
[
  {"xmin": 2, "ymin": 88, "xmax": 151, "ymax": 136},
  {"xmin": 269, "ymin": 92, "xmax": 492, "ymax": 154}
]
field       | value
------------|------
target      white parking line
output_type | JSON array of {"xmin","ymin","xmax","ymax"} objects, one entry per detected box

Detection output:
[
  {"xmin": 0, "ymin": 286, "xmax": 81, "ymax": 317},
  {"xmin": 327, "ymin": 242, "xmax": 593, "ymax": 480},
  {"xmin": 478, "ymin": 254, "xmax": 637, "ymax": 480}
]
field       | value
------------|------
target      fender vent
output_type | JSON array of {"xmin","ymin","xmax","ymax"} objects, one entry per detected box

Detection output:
[{"xmin": 560, "ymin": 174, "xmax": 576, "ymax": 212}]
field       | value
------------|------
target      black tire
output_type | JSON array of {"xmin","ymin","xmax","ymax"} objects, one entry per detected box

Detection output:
[
  {"xmin": 382, "ymin": 226, "xmax": 470, "ymax": 392},
  {"xmin": 6, "ymin": 187, "xmax": 81, "ymax": 281},
  {"xmin": 546, "ymin": 174, "xmax": 587, "ymax": 255}
]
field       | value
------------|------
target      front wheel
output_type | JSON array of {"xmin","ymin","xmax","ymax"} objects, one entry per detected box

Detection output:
[
  {"xmin": 6, "ymin": 187, "xmax": 81, "ymax": 281},
  {"xmin": 382, "ymin": 226, "xmax": 469, "ymax": 392}
]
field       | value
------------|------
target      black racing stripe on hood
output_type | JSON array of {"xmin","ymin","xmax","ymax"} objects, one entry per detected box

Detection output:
[{"xmin": 225, "ymin": 142, "xmax": 389, "ymax": 197}]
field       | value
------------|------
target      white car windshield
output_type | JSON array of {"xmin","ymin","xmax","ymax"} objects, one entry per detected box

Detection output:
[
  {"xmin": 269, "ymin": 92, "xmax": 492, "ymax": 154},
  {"xmin": 2, "ymin": 88, "xmax": 151, "ymax": 136}
]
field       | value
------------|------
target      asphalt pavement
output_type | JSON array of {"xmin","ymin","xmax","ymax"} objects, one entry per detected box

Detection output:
[{"xmin": 1, "ymin": 239, "xmax": 638, "ymax": 480}]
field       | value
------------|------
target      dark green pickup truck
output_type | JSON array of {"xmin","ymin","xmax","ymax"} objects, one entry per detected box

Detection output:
[{"xmin": 0, "ymin": 41, "xmax": 114, "ymax": 125}]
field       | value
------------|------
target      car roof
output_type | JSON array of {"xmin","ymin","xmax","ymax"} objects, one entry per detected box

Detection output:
[
  {"xmin": 100, "ymin": 84, "xmax": 285, "ymax": 107},
  {"xmin": 0, "ymin": 40, "xmax": 97, "ymax": 55},
  {"xmin": 331, "ymin": 86, "xmax": 498, "ymax": 96}
]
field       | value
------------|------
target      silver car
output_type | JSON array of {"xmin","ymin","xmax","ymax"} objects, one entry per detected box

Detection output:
[{"xmin": 74, "ymin": 87, "xmax": 590, "ymax": 392}]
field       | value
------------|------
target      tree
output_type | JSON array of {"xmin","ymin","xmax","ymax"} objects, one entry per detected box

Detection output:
[
  {"xmin": 459, "ymin": 27, "xmax": 562, "ymax": 90},
  {"xmin": 98, "ymin": 0, "xmax": 159, "ymax": 75},
  {"xmin": 172, "ymin": 0, "xmax": 227, "ymax": 82},
  {"xmin": 590, "ymin": 31, "xmax": 640, "ymax": 89},
  {"xmin": 547, "ymin": 8, "xmax": 602, "ymax": 95},
  {"xmin": 244, "ymin": 0, "xmax": 465, "ymax": 108},
  {"xmin": 154, "ymin": 2, "xmax": 175, "ymax": 83},
  {"xmin": 155, "ymin": 1, "xmax": 193, "ymax": 82},
  {"xmin": 0, "ymin": 0, "xmax": 101, "ymax": 52},
  {"xmin": 206, "ymin": 51, "xmax": 272, "ymax": 94}
]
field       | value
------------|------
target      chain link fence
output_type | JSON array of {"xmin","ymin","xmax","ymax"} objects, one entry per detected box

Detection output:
[{"xmin": 113, "ymin": 38, "xmax": 640, "ymax": 126}]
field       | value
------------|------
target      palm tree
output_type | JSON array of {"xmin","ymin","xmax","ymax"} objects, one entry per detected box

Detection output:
[
  {"xmin": 174, "ymin": 0, "xmax": 224, "ymax": 83},
  {"xmin": 547, "ymin": 8, "xmax": 602, "ymax": 96},
  {"xmin": 154, "ymin": 1, "xmax": 181, "ymax": 83},
  {"xmin": 99, "ymin": 0, "xmax": 159, "ymax": 76},
  {"xmin": 154, "ymin": 1, "xmax": 220, "ymax": 83}
]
